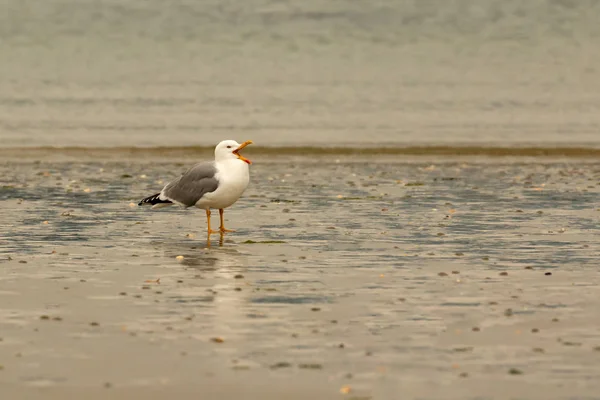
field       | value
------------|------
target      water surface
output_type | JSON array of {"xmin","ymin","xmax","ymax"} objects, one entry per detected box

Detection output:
[
  {"xmin": 1, "ymin": 0, "xmax": 600, "ymax": 148},
  {"xmin": 1, "ymin": 159, "xmax": 599, "ymax": 398}
]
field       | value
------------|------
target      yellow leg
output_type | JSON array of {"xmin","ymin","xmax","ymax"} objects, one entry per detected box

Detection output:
[
  {"xmin": 206, "ymin": 209, "xmax": 219, "ymax": 235},
  {"xmin": 219, "ymin": 209, "xmax": 235, "ymax": 233}
]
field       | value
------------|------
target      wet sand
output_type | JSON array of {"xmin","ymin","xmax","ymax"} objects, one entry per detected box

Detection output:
[
  {"xmin": 2, "ymin": 145, "xmax": 600, "ymax": 162},
  {"xmin": 1, "ymin": 156, "xmax": 599, "ymax": 399},
  {"xmin": 2, "ymin": 0, "xmax": 600, "ymax": 397}
]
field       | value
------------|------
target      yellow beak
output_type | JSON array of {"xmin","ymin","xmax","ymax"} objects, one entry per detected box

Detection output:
[{"xmin": 233, "ymin": 140, "xmax": 253, "ymax": 164}]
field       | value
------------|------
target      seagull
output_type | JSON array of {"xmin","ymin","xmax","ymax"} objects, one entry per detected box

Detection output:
[{"xmin": 138, "ymin": 140, "xmax": 253, "ymax": 235}]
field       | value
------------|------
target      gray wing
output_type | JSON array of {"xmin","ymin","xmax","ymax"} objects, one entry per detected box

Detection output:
[{"xmin": 161, "ymin": 162, "xmax": 219, "ymax": 207}]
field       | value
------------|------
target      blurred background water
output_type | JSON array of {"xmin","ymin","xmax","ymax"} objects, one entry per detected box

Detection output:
[{"xmin": 1, "ymin": 0, "xmax": 599, "ymax": 149}]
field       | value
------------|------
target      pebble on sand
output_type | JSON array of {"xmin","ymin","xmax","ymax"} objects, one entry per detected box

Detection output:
[
  {"xmin": 270, "ymin": 362, "xmax": 292, "ymax": 369},
  {"xmin": 533, "ymin": 348, "xmax": 545, "ymax": 353},
  {"xmin": 176, "ymin": 255, "xmax": 184, "ymax": 261},
  {"xmin": 508, "ymin": 368, "xmax": 523, "ymax": 375}
]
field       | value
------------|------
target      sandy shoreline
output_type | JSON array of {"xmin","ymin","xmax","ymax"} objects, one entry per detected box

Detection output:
[
  {"xmin": 1, "ymin": 159, "xmax": 599, "ymax": 399},
  {"xmin": 1, "ymin": 145, "xmax": 600, "ymax": 163}
]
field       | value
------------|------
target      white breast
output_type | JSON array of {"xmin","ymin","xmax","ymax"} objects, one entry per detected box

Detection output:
[{"xmin": 195, "ymin": 159, "xmax": 250, "ymax": 210}]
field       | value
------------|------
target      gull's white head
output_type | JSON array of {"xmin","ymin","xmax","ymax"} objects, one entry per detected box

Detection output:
[{"xmin": 214, "ymin": 139, "xmax": 253, "ymax": 164}]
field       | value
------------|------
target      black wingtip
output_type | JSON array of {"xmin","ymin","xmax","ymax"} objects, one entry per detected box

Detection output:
[{"xmin": 139, "ymin": 193, "xmax": 173, "ymax": 206}]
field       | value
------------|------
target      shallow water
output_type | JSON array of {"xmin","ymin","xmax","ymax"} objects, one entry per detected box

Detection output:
[
  {"xmin": 1, "ymin": 158, "xmax": 599, "ymax": 398},
  {"xmin": 2, "ymin": 0, "xmax": 600, "ymax": 149}
]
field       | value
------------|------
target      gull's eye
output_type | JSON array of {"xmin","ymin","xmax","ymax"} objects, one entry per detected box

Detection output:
[{"xmin": 227, "ymin": 146, "xmax": 232, "ymax": 149}]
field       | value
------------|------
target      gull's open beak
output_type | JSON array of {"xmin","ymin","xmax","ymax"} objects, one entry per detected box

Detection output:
[{"xmin": 233, "ymin": 140, "xmax": 253, "ymax": 164}]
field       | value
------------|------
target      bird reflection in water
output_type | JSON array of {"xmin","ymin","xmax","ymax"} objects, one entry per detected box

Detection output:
[
  {"xmin": 161, "ymin": 236, "xmax": 242, "ymax": 272},
  {"xmin": 206, "ymin": 232, "xmax": 225, "ymax": 249}
]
